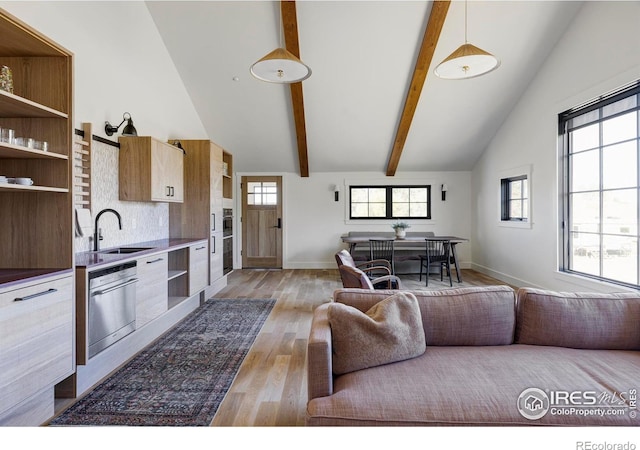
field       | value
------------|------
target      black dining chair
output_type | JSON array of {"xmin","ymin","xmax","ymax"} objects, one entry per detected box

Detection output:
[
  {"xmin": 369, "ymin": 239, "xmax": 395, "ymax": 274},
  {"xmin": 419, "ymin": 239, "xmax": 452, "ymax": 287}
]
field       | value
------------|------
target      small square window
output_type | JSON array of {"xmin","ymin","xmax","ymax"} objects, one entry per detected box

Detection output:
[{"xmin": 501, "ymin": 175, "xmax": 528, "ymax": 222}]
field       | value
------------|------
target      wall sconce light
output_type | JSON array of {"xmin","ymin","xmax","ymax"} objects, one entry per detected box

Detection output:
[
  {"xmin": 105, "ymin": 112, "xmax": 138, "ymax": 137},
  {"xmin": 441, "ymin": 184, "xmax": 448, "ymax": 201},
  {"xmin": 333, "ymin": 185, "xmax": 340, "ymax": 202}
]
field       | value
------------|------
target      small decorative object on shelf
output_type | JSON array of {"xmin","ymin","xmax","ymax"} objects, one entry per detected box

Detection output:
[
  {"xmin": 0, "ymin": 65, "xmax": 13, "ymax": 93},
  {"xmin": 391, "ymin": 221, "xmax": 410, "ymax": 239}
]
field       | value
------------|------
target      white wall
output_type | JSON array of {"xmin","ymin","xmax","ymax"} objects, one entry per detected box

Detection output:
[
  {"xmin": 471, "ymin": 1, "xmax": 640, "ymax": 292},
  {"xmin": 0, "ymin": 1, "xmax": 207, "ymax": 140},
  {"xmin": 235, "ymin": 171, "xmax": 472, "ymax": 269}
]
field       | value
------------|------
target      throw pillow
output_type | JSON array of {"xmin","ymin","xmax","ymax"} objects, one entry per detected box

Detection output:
[{"xmin": 328, "ymin": 291, "xmax": 426, "ymax": 375}]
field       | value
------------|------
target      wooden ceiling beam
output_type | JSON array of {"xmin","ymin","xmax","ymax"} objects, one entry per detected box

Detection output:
[
  {"xmin": 281, "ymin": 0, "xmax": 309, "ymax": 177},
  {"xmin": 386, "ymin": 0, "xmax": 451, "ymax": 176}
]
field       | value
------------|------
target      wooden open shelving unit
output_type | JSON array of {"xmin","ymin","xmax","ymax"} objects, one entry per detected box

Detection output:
[{"xmin": 0, "ymin": 8, "xmax": 73, "ymax": 270}]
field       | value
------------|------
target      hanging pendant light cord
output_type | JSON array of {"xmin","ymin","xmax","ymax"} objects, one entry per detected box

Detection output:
[{"xmin": 464, "ymin": 0, "xmax": 468, "ymax": 44}]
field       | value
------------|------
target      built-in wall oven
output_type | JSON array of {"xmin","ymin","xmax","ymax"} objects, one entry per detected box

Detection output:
[
  {"xmin": 88, "ymin": 261, "xmax": 138, "ymax": 359},
  {"xmin": 223, "ymin": 236, "xmax": 233, "ymax": 275},
  {"xmin": 222, "ymin": 208, "xmax": 233, "ymax": 274},
  {"xmin": 223, "ymin": 208, "xmax": 233, "ymax": 237}
]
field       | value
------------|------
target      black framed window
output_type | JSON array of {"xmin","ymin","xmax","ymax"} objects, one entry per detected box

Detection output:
[
  {"xmin": 560, "ymin": 80, "xmax": 640, "ymax": 288},
  {"xmin": 349, "ymin": 185, "xmax": 431, "ymax": 220},
  {"xmin": 501, "ymin": 175, "xmax": 528, "ymax": 221}
]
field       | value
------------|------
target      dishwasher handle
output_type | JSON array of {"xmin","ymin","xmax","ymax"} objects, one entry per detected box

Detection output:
[{"xmin": 91, "ymin": 278, "xmax": 139, "ymax": 296}]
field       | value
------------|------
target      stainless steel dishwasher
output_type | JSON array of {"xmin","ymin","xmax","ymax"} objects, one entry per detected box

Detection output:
[{"xmin": 88, "ymin": 261, "xmax": 138, "ymax": 358}]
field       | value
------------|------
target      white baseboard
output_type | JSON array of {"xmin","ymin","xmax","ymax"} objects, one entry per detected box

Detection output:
[{"xmin": 469, "ymin": 263, "xmax": 542, "ymax": 289}]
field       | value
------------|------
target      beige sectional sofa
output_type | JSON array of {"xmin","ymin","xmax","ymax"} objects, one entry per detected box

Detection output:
[{"xmin": 306, "ymin": 285, "xmax": 640, "ymax": 426}]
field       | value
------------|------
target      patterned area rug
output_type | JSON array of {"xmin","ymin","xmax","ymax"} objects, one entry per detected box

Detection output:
[{"xmin": 49, "ymin": 298, "xmax": 275, "ymax": 426}]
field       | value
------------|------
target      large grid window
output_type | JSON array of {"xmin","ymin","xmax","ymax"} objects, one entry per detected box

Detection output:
[
  {"xmin": 501, "ymin": 175, "xmax": 528, "ymax": 221},
  {"xmin": 560, "ymin": 81, "xmax": 640, "ymax": 287},
  {"xmin": 349, "ymin": 185, "xmax": 431, "ymax": 220}
]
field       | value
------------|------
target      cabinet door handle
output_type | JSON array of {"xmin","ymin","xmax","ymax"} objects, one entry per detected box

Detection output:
[
  {"xmin": 146, "ymin": 258, "xmax": 164, "ymax": 264},
  {"xmin": 92, "ymin": 278, "xmax": 138, "ymax": 296},
  {"xmin": 166, "ymin": 186, "xmax": 171, "ymax": 197},
  {"xmin": 170, "ymin": 186, "xmax": 175, "ymax": 197},
  {"xmin": 195, "ymin": 246, "xmax": 206, "ymax": 251},
  {"xmin": 14, "ymin": 288, "xmax": 58, "ymax": 302}
]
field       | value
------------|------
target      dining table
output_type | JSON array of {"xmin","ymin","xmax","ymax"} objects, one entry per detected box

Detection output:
[{"xmin": 340, "ymin": 234, "xmax": 468, "ymax": 283}]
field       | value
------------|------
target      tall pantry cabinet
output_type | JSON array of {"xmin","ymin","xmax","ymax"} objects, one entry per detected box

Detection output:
[
  {"xmin": 169, "ymin": 140, "xmax": 231, "ymax": 297},
  {"xmin": 0, "ymin": 9, "xmax": 75, "ymax": 425}
]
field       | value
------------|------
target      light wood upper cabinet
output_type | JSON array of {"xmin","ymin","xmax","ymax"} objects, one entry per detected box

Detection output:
[{"xmin": 119, "ymin": 136, "xmax": 184, "ymax": 203}]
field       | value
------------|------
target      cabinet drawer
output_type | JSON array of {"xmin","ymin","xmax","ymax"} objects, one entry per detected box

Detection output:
[
  {"xmin": 189, "ymin": 243, "xmax": 209, "ymax": 296},
  {"xmin": 0, "ymin": 275, "xmax": 74, "ymax": 416},
  {"xmin": 136, "ymin": 253, "xmax": 168, "ymax": 328}
]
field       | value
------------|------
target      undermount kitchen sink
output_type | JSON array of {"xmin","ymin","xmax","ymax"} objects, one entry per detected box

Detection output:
[{"xmin": 99, "ymin": 247, "xmax": 154, "ymax": 255}]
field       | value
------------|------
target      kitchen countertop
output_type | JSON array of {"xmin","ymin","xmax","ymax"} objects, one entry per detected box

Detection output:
[
  {"xmin": 75, "ymin": 238, "xmax": 207, "ymax": 270},
  {"xmin": 0, "ymin": 268, "xmax": 73, "ymax": 290},
  {"xmin": 0, "ymin": 238, "xmax": 207, "ymax": 289}
]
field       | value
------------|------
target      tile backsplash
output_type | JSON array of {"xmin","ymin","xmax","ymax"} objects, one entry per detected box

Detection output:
[{"xmin": 74, "ymin": 137, "xmax": 168, "ymax": 253}]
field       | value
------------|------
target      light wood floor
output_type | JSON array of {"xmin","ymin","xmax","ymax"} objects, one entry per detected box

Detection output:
[{"xmin": 209, "ymin": 268, "xmax": 510, "ymax": 426}]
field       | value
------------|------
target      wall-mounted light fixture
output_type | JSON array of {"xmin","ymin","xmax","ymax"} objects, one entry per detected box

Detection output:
[
  {"xmin": 105, "ymin": 112, "xmax": 138, "ymax": 137},
  {"xmin": 333, "ymin": 185, "xmax": 340, "ymax": 202},
  {"xmin": 441, "ymin": 184, "xmax": 448, "ymax": 201}
]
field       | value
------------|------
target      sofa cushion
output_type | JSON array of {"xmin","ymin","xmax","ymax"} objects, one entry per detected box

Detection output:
[
  {"xmin": 328, "ymin": 291, "xmax": 426, "ymax": 375},
  {"xmin": 306, "ymin": 345, "xmax": 640, "ymax": 426},
  {"xmin": 333, "ymin": 286, "xmax": 517, "ymax": 346},
  {"xmin": 515, "ymin": 288, "xmax": 640, "ymax": 349}
]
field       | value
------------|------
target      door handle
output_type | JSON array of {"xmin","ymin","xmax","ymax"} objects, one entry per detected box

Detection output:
[
  {"xmin": 146, "ymin": 258, "xmax": 164, "ymax": 264},
  {"xmin": 273, "ymin": 218, "xmax": 282, "ymax": 229}
]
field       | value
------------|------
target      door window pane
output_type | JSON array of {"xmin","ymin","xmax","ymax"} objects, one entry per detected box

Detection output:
[{"xmin": 247, "ymin": 181, "xmax": 278, "ymax": 205}]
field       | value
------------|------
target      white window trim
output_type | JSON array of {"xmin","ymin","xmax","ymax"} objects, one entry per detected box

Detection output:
[{"xmin": 498, "ymin": 165, "xmax": 532, "ymax": 229}]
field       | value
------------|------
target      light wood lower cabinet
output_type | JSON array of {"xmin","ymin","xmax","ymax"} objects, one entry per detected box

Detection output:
[
  {"xmin": 0, "ymin": 273, "xmax": 74, "ymax": 425},
  {"xmin": 136, "ymin": 252, "xmax": 168, "ymax": 329},
  {"xmin": 189, "ymin": 243, "xmax": 208, "ymax": 296},
  {"xmin": 211, "ymin": 232, "xmax": 224, "ymax": 284}
]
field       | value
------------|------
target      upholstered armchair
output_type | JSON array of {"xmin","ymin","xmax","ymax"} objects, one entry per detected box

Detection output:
[{"xmin": 337, "ymin": 265, "xmax": 402, "ymax": 290}]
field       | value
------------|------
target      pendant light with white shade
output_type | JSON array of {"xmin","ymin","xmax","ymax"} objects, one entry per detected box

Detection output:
[
  {"xmin": 434, "ymin": 0, "xmax": 499, "ymax": 80},
  {"xmin": 250, "ymin": 3, "xmax": 311, "ymax": 84}
]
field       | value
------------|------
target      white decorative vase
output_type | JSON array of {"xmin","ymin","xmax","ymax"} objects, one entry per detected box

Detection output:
[{"xmin": 395, "ymin": 228, "xmax": 406, "ymax": 239}]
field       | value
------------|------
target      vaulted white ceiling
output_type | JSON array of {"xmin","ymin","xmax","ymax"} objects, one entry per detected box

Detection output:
[{"xmin": 146, "ymin": 0, "xmax": 583, "ymax": 175}]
